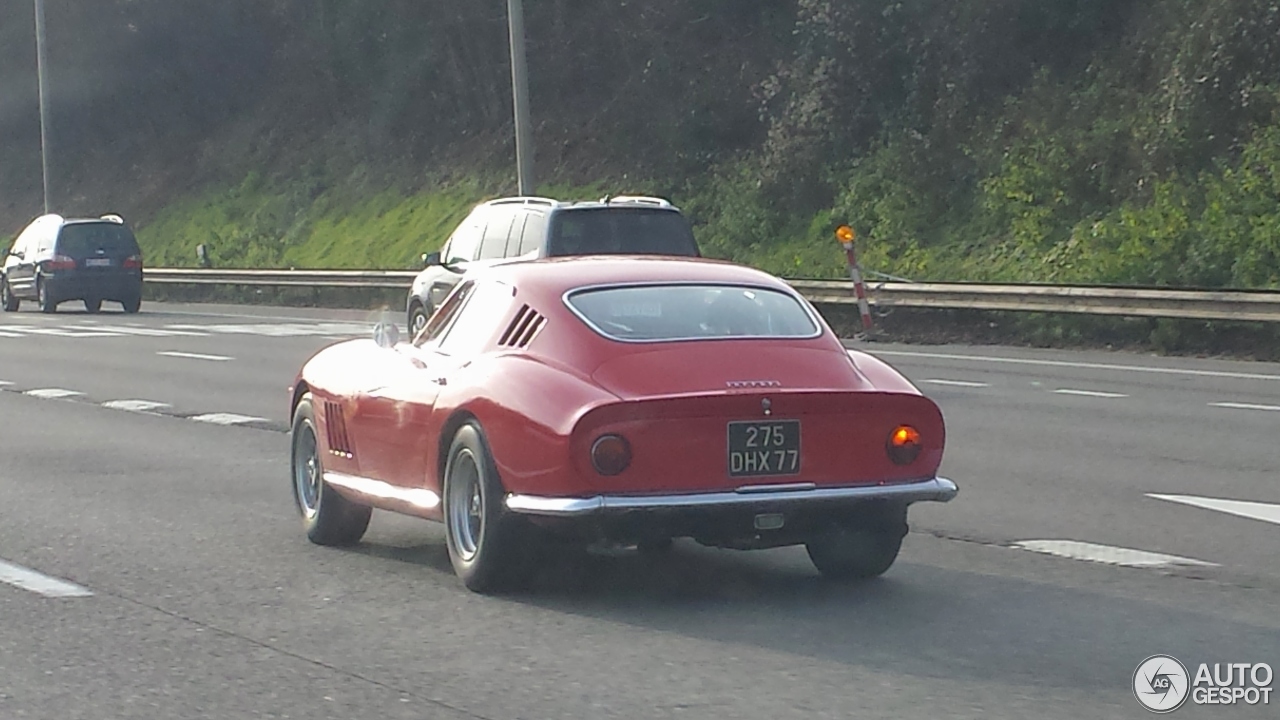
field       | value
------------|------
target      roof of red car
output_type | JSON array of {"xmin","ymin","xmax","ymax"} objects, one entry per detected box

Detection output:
[{"xmin": 478, "ymin": 255, "xmax": 796, "ymax": 295}]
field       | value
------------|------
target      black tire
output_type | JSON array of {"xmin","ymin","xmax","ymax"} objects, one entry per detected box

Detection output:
[
  {"xmin": 121, "ymin": 295, "xmax": 142, "ymax": 314},
  {"xmin": 442, "ymin": 421, "xmax": 526, "ymax": 593},
  {"xmin": 408, "ymin": 302, "xmax": 428, "ymax": 339},
  {"xmin": 290, "ymin": 394, "xmax": 371, "ymax": 546},
  {"xmin": 37, "ymin": 278, "xmax": 56, "ymax": 313},
  {"xmin": 84, "ymin": 298, "xmax": 102, "ymax": 313},
  {"xmin": 1, "ymin": 277, "xmax": 18, "ymax": 312},
  {"xmin": 805, "ymin": 507, "xmax": 908, "ymax": 580}
]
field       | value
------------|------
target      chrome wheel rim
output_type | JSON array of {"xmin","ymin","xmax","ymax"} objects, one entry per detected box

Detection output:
[
  {"xmin": 293, "ymin": 422, "xmax": 321, "ymax": 518},
  {"xmin": 411, "ymin": 309, "xmax": 427, "ymax": 337},
  {"xmin": 447, "ymin": 449, "xmax": 484, "ymax": 562}
]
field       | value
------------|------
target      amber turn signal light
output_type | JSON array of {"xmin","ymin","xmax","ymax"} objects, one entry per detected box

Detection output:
[
  {"xmin": 591, "ymin": 434, "xmax": 632, "ymax": 476},
  {"xmin": 887, "ymin": 425, "xmax": 922, "ymax": 465}
]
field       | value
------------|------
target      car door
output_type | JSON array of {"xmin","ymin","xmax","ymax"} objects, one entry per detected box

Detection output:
[
  {"xmin": 348, "ymin": 281, "xmax": 476, "ymax": 487},
  {"xmin": 352, "ymin": 279, "xmax": 515, "ymax": 493},
  {"xmin": 7, "ymin": 223, "xmax": 47, "ymax": 297}
]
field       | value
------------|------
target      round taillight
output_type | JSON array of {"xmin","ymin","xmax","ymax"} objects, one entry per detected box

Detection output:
[
  {"xmin": 887, "ymin": 425, "xmax": 922, "ymax": 465},
  {"xmin": 591, "ymin": 434, "xmax": 632, "ymax": 476}
]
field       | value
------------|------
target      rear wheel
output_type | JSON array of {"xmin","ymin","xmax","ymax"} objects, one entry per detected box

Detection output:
[
  {"xmin": 37, "ymin": 279, "xmax": 56, "ymax": 313},
  {"xmin": 84, "ymin": 298, "xmax": 102, "ymax": 313},
  {"xmin": 121, "ymin": 294, "xmax": 141, "ymax": 314},
  {"xmin": 806, "ymin": 506, "xmax": 908, "ymax": 580},
  {"xmin": 1, "ymin": 277, "xmax": 18, "ymax": 312},
  {"xmin": 290, "ymin": 394, "xmax": 371, "ymax": 546},
  {"xmin": 443, "ymin": 422, "xmax": 526, "ymax": 593}
]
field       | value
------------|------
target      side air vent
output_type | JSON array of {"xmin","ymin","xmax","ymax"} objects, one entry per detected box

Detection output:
[
  {"xmin": 498, "ymin": 304, "xmax": 547, "ymax": 349},
  {"xmin": 324, "ymin": 401, "xmax": 354, "ymax": 458}
]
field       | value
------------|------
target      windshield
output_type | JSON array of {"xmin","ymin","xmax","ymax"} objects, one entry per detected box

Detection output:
[
  {"xmin": 56, "ymin": 223, "xmax": 140, "ymax": 258},
  {"xmin": 546, "ymin": 208, "xmax": 699, "ymax": 257},
  {"xmin": 565, "ymin": 284, "xmax": 820, "ymax": 342}
]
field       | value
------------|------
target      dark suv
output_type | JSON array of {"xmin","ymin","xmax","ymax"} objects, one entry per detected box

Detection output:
[
  {"xmin": 406, "ymin": 195, "xmax": 701, "ymax": 335},
  {"xmin": 2, "ymin": 213, "xmax": 144, "ymax": 314}
]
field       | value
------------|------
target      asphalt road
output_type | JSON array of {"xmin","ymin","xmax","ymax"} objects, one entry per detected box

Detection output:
[{"xmin": 1, "ymin": 301, "xmax": 1278, "ymax": 719}]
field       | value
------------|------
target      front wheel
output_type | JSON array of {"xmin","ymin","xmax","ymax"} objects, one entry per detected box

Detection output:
[
  {"xmin": 443, "ymin": 422, "xmax": 526, "ymax": 593},
  {"xmin": 1, "ymin": 277, "xmax": 18, "ymax": 312},
  {"xmin": 290, "ymin": 394, "xmax": 371, "ymax": 546},
  {"xmin": 408, "ymin": 302, "xmax": 428, "ymax": 339}
]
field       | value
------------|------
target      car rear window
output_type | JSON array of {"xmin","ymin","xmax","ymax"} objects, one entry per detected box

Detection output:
[
  {"xmin": 546, "ymin": 208, "xmax": 699, "ymax": 257},
  {"xmin": 565, "ymin": 284, "xmax": 820, "ymax": 342},
  {"xmin": 56, "ymin": 223, "xmax": 141, "ymax": 258}
]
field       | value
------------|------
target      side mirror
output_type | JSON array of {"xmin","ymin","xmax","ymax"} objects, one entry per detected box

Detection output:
[
  {"xmin": 372, "ymin": 321, "xmax": 401, "ymax": 348},
  {"xmin": 422, "ymin": 251, "xmax": 442, "ymax": 268},
  {"xmin": 9, "ymin": 250, "xmax": 22, "ymax": 259}
]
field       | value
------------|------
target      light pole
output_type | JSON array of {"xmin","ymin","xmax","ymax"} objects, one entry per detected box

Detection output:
[
  {"xmin": 34, "ymin": 0, "xmax": 52, "ymax": 213},
  {"xmin": 506, "ymin": 0, "xmax": 535, "ymax": 196}
]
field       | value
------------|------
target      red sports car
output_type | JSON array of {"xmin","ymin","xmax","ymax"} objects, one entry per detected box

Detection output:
[{"xmin": 288, "ymin": 256, "xmax": 957, "ymax": 592}]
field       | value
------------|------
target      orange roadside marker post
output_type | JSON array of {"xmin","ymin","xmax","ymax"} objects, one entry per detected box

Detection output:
[{"xmin": 836, "ymin": 225, "xmax": 874, "ymax": 334}]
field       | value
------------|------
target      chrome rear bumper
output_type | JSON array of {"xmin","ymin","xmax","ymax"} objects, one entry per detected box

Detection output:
[{"xmin": 505, "ymin": 476, "xmax": 958, "ymax": 518}]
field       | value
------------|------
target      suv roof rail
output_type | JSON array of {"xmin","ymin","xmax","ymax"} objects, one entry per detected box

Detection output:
[
  {"xmin": 600, "ymin": 195, "xmax": 674, "ymax": 208},
  {"xmin": 99, "ymin": 213, "xmax": 126, "ymax": 224},
  {"xmin": 488, "ymin": 196, "xmax": 559, "ymax": 208}
]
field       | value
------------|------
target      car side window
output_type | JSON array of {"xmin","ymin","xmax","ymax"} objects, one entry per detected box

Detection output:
[
  {"xmin": 435, "ymin": 281, "xmax": 516, "ymax": 356},
  {"xmin": 414, "ymin": 280, "xmax": 475, "ymax": 346},
  {"xmin": 518, "ymin": 212, "xmax": 547, "ymax": 256},
  {"xmin": 446, "ymin": 213, "xmax": 485, "ymax": 263},
  {"xmin": 478, "ymin": 208, "xmax": 515, "ymax": 260},
  {"xmin": 504, "ymin": 213, "xmax": 528, "ymax": 257}
]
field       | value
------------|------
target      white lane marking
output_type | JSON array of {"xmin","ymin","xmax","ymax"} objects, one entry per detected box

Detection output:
[
  {"xmin": 25, "ymin": 388, "xmax": 83, "ymax": 399},
  {"xmin": 102, "ymin": 399, "xmax": 172, "ymax": 413},
  {"xmin": 870, "ymin": 349, "xmax": 1280, "ymax": 382},
  {"xmin": 1210, "ymin": 401, "xmax": 1280, "ymax": 412},
  {"xmin": 190, "ymin": 413, "xmax": 269, "ymax": 426},
  {"xmin": 165, "ymin": 322, "xmax": 367, "ymax": 338},
  {"xmin": 157, "ymin": 351, "xmax": 233, "ymax": 362},
  {"xmin": 0, "ymin": 331, "xmax": 22, "ymax": 337},
  {"xmin": 1054, "ymin": 388, "xmax": 1129, "ymax": 398},
  {"xmin": 1148, "ymin": 494, "xmax": 1280, "ymax": 527},
  {"xmin": 923, "ymin": 379, "xmax": 990, "ymax": 388},
  {"xmin": 0, "ymin": 559, "xmax": 93, "ymax": 598},
  {"xmin": 1011, "ymin": 540, "xmax": 1217, "ymax": 568},
  {"xmin": 0, "ymin": 381, "xmax": 12, "ymax": 386},
  {"xmin": 88, "ymin": 325, "xmax": 209, "ymax": 337}
]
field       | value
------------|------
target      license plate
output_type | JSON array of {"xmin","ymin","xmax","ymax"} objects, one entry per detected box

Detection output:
[
  {"xmin": 727, "ymin": 420, "xmax": 801, "ymax": 478},
  {"xmin": 85, "ymin": 258, "xmax": 111, "ymax": 267}
]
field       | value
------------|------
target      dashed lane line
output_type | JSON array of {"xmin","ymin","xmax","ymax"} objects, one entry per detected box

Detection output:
[
  {"xmin": 0, "ymin": 559, "xmax": 93, "ymax": 598},
  {"xmin": 157, "ymin": 351, "xmax": 234, "ymax": 362},
  {"xmin": 1210, "ymin": 401, "xmax": 1280, "ymax": 412},
  {"xmin": 1054, "ymin": 389, "xmax": 1129, "ymax": 399},
  {"xmin": 1010, "ymin": 540, "xmax": 1218, "ymax": 569},
  {"xmin": 1148, "ymin": 494, "xmax": 1280, "ymax": 527},
  {"xmin": 190, "ymin": 413, "xmax": 272, "ymax": 426},
  {"xmin": 923, "ymin": 379, "xmax": 990, "ymax": 388},
  {"xmin": 25, "ymin": 388, "xmax": 83, "ymax": 400},
  {"xmin": 869, "ymin": 349, "xmax": 1280, "ymax": 382},
  {"xmin": 101, "ymin": 399, "xmax": 172, "ymax": 413}
]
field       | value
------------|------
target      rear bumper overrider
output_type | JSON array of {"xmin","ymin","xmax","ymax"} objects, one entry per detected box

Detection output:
[{"xmin": 505, "ymin": 476, "xmax": 958, "ymax": 518}]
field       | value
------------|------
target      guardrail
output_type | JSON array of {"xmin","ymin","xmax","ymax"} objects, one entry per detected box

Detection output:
[{"xmin": 142, "ymin": 268, "xmax": 1280, "ymax": 323}]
